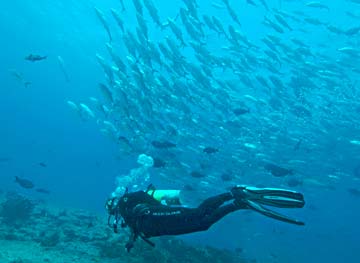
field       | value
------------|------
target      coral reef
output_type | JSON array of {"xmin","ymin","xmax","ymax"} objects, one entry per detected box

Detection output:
[
  {"xmin": 0, "ymin": 192, "xmax": 35, "ymax": 225},
  {"xmin": 9, "ymin": 260, "xmax": 33, "ymax": 263},
  {"xmin": 38, "ymin": 230, "xmax": 61, "ymax": 247},
  {"xmin": 0, "ymin": 191, "xmax": 247, "ymax": 263}
]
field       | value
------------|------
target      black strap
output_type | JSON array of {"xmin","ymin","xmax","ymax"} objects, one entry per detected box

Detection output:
[
  {"xmin": 109, "ymin": 211, "xmax": 123, "ymax": 233},
  {"xmin": 125, "ymin": 232, "xmax": 137, "ymax": 252},
  {"xmin": 139, "ymin": 233, "xmax": 155, "ymax": 247},
  {"xmin": 125, "ymin": 231, "xmax": 155, "ymax": 252},
  {"xmin": 113, "ymin": 222, "xmax": 118, "ymax": 233}
]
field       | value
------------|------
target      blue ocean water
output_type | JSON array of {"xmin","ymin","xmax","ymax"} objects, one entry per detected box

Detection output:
[{"xmin": 1, "ymin": 0, "xmax": 360, "ymax": 262}]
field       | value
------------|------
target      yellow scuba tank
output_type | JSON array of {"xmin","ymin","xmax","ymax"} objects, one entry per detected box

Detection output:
[{"xmin": 146, "ymin": 186, "xmax": 182, "ymax": 205}]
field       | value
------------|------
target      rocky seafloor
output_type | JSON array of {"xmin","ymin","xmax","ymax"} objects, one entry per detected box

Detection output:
[{"xmin": 0, "ymin": 191, "xmax": 249, "ymax": 263}]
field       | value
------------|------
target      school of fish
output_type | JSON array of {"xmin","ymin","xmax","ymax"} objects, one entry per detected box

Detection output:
[{"xmin": 67, "ymin": 0, "xmax": 360, "ymax": 194}]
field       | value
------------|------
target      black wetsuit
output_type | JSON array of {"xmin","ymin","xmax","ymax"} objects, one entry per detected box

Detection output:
[
  {"xmin": 109, "ymin": 186, "xmax": 305, "ymax": 251},
  {"xmin": 116, "ymin": 190, "xmax": 241, "ymax": 248}
]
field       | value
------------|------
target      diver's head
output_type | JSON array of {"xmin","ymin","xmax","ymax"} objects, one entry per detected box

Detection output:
[
  {"xmin": 106, "ymin": 196, "xmax": 125, "ymax": 232},
  {"xmin": 105, "ymin": 188, "xmax": 130, "ymax": 217},
  {"xmin": 106, "ymin": 191, "xmax": 130, "ymax": 232},
  {"xmin": 105, "ymin": 197, "xmax": 120, "ymax": 215}
]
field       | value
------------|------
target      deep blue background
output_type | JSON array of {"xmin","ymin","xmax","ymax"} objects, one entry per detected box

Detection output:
[{"xmin": 1, "ymin": 1, "xmax": 359, "ymax": 262}]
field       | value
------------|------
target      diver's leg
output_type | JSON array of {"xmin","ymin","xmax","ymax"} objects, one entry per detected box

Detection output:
[
  {"xmin": 137, "ymin": 194, "xmax": 246, "ymax": 237},
  {"xmin": 200, "ymin": 203, "xmax": 240, "ymax": 228},
  {"xmin": 199, "ymin": 185, "xmax": 306, "ymax": 227},
  {"xmin": 197, "ymin": 192, "xmax": 234, "ymax": 211},
  {"xmin": 195, "ymin": 192, "xmax": 251, "ymax": 230},
  {"xmin": 138, "ymin": 193, "xmax": 247, "ymax": 237}
]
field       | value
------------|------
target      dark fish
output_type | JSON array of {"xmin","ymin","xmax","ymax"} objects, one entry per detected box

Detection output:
[
  {"xmin": 25, "ymin": 54, "xmax": 47, "ymax": 62},
  {"xmin": 293, "ymin": 139, "xmax": 302, "ymax": 151},
  {"xmin": 24, "ymin": 81, "xmax": 32, "ymax": 88},
  {"xmin": 344, "ymin": 26, "xmax": 360, "ymax": 36},
  {"xmin": 36, "ymin": 188, "xmax": 50, "ymax": 194},
  {"xmin": 246, "ymin": 0, "xmax": 257, "ymax": 7},
  {"xmin": 119, "ymin": 0, "xmax": 126, "ymax": 11},
  {"xmin": 270, "ymin": 253, "xmax": 278, "ymax": 259},
  {"xmin": 151, "ymin": 140, "xmax": 176, "ymax": 149},
  {"xmin": 118, "ymin": 135, "xmax": 131, "ymax": 147},
  {"xmin": 348, "ymin": 188, "xmax": 360, "ymax": 197},
  {"xmin": 39, "ymin": 162, "xmax": 47, "ymax": 168},
  {"xmin": 203, "ymin": 147, "xmax": 219, "ymax": 154},
  {"xmin": 235, "ymin": 247, "xmax": 244, "ymax": 253},
  {"xmin": 57, "ymin": 56, "xmax": 70, "ymax": 82},
  {"xmin": 14, "ymin": 176, "xmax": 34, "ymax": 189},
  {"xmin": 153, "ymin": 157, "xmax": 166, "ymax": 168},
  {"xmin": 200, "ymin": 162, "xmax": 211, "ymax": 170},
  {"xmin": 233, "ymin": 108, "xmax": 250, "ymax": 116},
  {"xmin": 190, "ymin": 171, "xmax": 206, "ymax": 178},
  {"xmin": 353, "ymin": 165, "xmax": 360, "ymax": 178},
  {"xmin": 94, "ymin": 7, "xmax": 112, "ymax": 42},
  {"xmin": 183, "ymin": 184, "xmax": 195, "ymax": 191},
  {"xmin": 221, "ymin": 173, "xmax": 234, "ymax": 181},
  {"xmin": 0, "ymin": 157, "xmax": 11, "ymax": 163},
  {"xmin": 264, "ymin": 163, "xmax": 294, "ymax": 177},
  {"xmin": 258, "ymin": 0, "xmax": 269, "ymax": 10},
  {"xmin": 99, "ymin": 83, "xmax": 114, "ymax": 104},
  {"xmin": 286, "ymin": 178, "xmax": 303, "ymax": 187}
]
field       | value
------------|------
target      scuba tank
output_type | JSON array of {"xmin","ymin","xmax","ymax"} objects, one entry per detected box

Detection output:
[{"xmin": 145, "ymin": 184, "xmax": 182, "ymax": 205}]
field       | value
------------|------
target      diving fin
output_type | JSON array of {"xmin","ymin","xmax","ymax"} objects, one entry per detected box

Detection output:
[
  {"xmin": 231, "ymin": 185, "xmax": 305, "ymax": 225},
  {"xmin": 245, "ymin": 199, "xmax": 305, "ymax": 225},
  {"xmin": 239, "ymin": 186, "xmax": 305, "ymax": 208}
]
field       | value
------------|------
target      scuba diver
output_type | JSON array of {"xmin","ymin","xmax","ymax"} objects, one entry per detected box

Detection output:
[{"xmin": 106, "ymin": 184, "xmax": 305, "ymax": 252}]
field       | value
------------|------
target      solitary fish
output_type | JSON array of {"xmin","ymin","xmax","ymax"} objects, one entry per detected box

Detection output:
[
  {"xmin": 57, "ymin": 56, "xmax": 70, "ymax": 82},
  {"xmin": 287, "ymin": 178, "xmax": 303, "ymax": 187},
  {"xmin": 211, "ymin": 2, "xmax": 226, "ymax": 9},
  {"xmin": 293, "ymin": 139, "xmax": 302, "ymax": 151},
  {"xmin": 36, "ymin": 188, "xmax": 51, "ymax": 194},
  {"xmin": 79, "ymin": 103, "xmax": 95, "ymax": 120},
  {"xmin": 10, "ymin": 69, "xmax": 31, "ymax": 88},
  {"xmin": 99, "ymin": 83, "xmax": 114, "ymax": 104},
  {"xmin": 15, "ymin": 176, "xmax": 34, "ymax": 189},
  {"xmin": 190, "ymin": 171, "xmax": 206, "ymax": 178},
  {"xmin": 305, "ymin": 1, "xmax": 330, "ymax": 11},
  {"xmin": 344, "ymin": 26, "xmax": 360, "ymax": 36},
  {"xmin": 264, "ymin": 163, "xmax": 294, "ymax": 177},
  {"xmin": 258, "ymin": 0, "xmax": 269, "ymax": 10},
  {"xmin": 119, "ymin": 0, "xmax": 126, "ymax": 11},
  {"xmin": 203, "ymin": 147, "xmax": 219, "ymax": 154},
  {"xmin": 118, "ymin": 136, "xmax": 131, "ymax": 147},
  {"xmin": 221, "ymin": 172, "xmax": 234, "ymax": 181},
  {"xmin": 38, "ymin": 162, "xmax": 47, "ymax": 168},
  {"xmin": 233, "ymin": 108, "xmax": 250, "ymax": 116},
  {"xmin": 94, "ymin": 7, "xmax": 112, "ymax": 42},
  {"xmin": 348, "ymin": 188, "xmax": 360, "ymax": 197},
  {"xmin": 245, "ymin": 0, "xmax": 257, "ymax": 6},
  {"xmin": 0, "ymin": 157, "xmax": 11, "ymax": 163},
  {"xmin": 25, "ymin": 54, "xmax": 47, "ymax": 62},
  {"xmin": 183, "ymin": 184, "xmax": 195, "ymax": 191},
  {"xmin": 153, "ymin": 157, "xmax": 166, "ymax": 168},
  {"xmin": 353, "ymin": 165, "xmax": 360, "ymax": 178}
]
